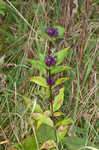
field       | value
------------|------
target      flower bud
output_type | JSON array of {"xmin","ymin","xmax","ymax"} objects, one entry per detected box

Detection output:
[
  {"xmin": 45, "ymin": 56, "xmax": 57, "ymax": 66},
  {"xmin": 46, "ymin": 76, "xmax": 56, "ymax": 86},
  {"xmin": 46, "ymin": 27, "xmax": 58, "ymax": 37}
]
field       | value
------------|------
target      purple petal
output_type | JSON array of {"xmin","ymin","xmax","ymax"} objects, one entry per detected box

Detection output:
[
  {"xmin": 45, "ymin": 56, "xmax": 48, "ymax": 64},
  {"xmin": 51, "ymin": 78, "xmax": 56, "ymax": 86},
  {"xmin": 45, "ymin": 55, "xmax": 57, "ymax": 66},
  {"xmin": 50, "ymin": 56, "xmax": 57, "ymax": 66},
  {"xmin": 54, "ymin": 56, "xmax": 57, "ymax": 61},
  {"xmin": 46, "ymin": 76, "xmax": 56, "ymax": 86},
  {"xmin": 46, "ymin": 27, "xmax": 58, "ymax": 37},
  {"xmin": 46, "ymin": 77, "xmax": 50, "ymax": 85}
]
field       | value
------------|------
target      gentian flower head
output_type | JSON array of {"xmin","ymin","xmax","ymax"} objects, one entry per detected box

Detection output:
[
  {"xmin": 46, "ymin": 76, "xmax": 56, "ymax": 86},
  {"xmin": 45, "ymin": 55, "xmax": 57, "ymax": 66},
  {"xmin": 46, "ymin": 27, "xmax": 58, "ymax": 37}
]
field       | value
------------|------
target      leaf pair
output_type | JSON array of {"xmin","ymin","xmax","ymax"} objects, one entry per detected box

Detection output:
[
  {"xmin": 23, "ymin": 91, "xmax": 66, "ymax": 129},
  {"xmin": 28, "ymin": 47, "xmax": 71, "ymax": 75},
  {"xmin": 53, "ymin": 88, "xmax": 64, "ymax": 112},
  {"xmin": 23, "ymin": 96, "xmax": 53, "ymax": 128},
  {"xmin": 30, "ymin": 76, "xmax": 68, "ymax": 89}
]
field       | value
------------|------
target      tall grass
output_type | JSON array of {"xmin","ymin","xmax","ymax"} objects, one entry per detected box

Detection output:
[{"xmin": 0, "ymin": 0, "xmax": 99, "ymax": 149}]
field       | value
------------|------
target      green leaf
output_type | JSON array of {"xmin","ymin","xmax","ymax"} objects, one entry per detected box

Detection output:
[
  {"xmin": 53, "ymin": 111, "xmax": 64, "ymax": 117},
  {"xmin": 30, "ymin": 76, "xmax": 48, "ymax": 87},
  {"xmin": 19, "ymin": 125, "xmax": 55, "ymax": 150},
  {"xmin": 37, "ymin": 120, "xmax": 42, "ymax": 130},
  {"xmin": 51, "ymin": 65, "xmax": 71, "ymax": 74},
  {"xmin": 56, "ymin": 118, "xmax": 73, "ymax": 141},
  {"xmin": 37, "ymin": 125, "xmax": 55, "ymax": 143},
  {"xmin": 54, "ymin": 47, "xmax": 69, "ymax": 65},
  {"xmin": 23, "ymin": 96, "xmax": 43, "ymax": 113},
  {"xmin": 57, "ymin": 124, "xmax": 68, "ymax": 142},
  {"xmin": 28, "ymin": 59, "xmax": 46, "ymax": 75},
  {"xmin": 31, "ymin": 113, "xmax": 54, "ymax": 127},
  {"xmin": 0, "ymin": 0, "xmax": 6, "ymax": 15},
  {"xmin": 0, "ymin": 10, "xmax": 4, "ymax": 15},
  {"xmin": 55, "ymin": 25, "xmax": 65, "ymax": 37},
  {"xmin": 53, "ymin": 77, "xmax": 68, "ymax": 88},
  {"xmin": 44, "ymin": 110, "xmax": 51, "ymax": 117},
  {"xmin": 55, "ymin": 118, "xmax": 73, "ymax": 127},
  {"xmin": 53, "ymin": 88, "xmax": 64, "ymax": 112},
  {"xmin": 22, "ymin": 135, "xmax": 37, "ymax": 150},
  {"xmin": 36, "ymin": 110, "xmax": 51, "ymax": 129},
  {"xmin": 62, "ymin": 136, "xmax": 98, "ymax": 150}
]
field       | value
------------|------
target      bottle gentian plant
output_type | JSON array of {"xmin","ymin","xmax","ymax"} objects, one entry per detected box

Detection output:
[{"xmin": 24, "ymin": 26, "xmax": 72, "ymax": 149}]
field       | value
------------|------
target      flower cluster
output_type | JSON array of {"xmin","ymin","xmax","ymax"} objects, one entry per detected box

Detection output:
[
  {"xmin": 45, "ymin": 55, "xmax": 57, "ymax": 86},
  {"xmin": 46, "ymin": 27, "xmax": 58, "ymax": 37},
  {"xmin": 45, "ymin": 56, "xmax": 57, "ymax": 67},
  {"xmin": 46, "ymin": 77, "xmax": 56, "ymax": 86},
  {"xmin": 45, "ymin": 27, "xmax": 59, "ymax": 86}
]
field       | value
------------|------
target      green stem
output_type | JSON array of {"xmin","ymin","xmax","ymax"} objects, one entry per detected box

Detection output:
[
  {"xmin": 48, "ymin": 41, "xmax": 58, "ymax": 147},
  {"xmin": 48, "ymin": 69, "xmax": 58, "ymax": 146}
]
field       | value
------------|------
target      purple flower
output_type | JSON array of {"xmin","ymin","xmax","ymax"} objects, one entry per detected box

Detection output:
[
  {"xmin": 45, "ymin": 56, "xmax": 57, "ymax": 66},
  {"xmin": 46, "ymin": 27, "xmax": 58, "ymax": 37},
  {"xmin": 46, "ymin": 76, "xmax": 56, "ymax": 86}
]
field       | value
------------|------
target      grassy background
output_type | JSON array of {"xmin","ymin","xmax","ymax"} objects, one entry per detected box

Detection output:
[{"xmin": 0, "ymin": 0, "xmax": 99, "ymax": 149}]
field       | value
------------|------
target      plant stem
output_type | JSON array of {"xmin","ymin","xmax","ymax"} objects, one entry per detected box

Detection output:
[
  {"xmin": 48, "ymin": 69, "xmax": 58, "ymax": 147},
  {"xmin": 48, "ymin": 41, "xmax": 58, "ymax": 147}
]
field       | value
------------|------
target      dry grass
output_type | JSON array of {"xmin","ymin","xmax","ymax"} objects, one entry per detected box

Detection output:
[{"xmin": 0, "ymin": 0, "xmax": 99, "ymax": 149}]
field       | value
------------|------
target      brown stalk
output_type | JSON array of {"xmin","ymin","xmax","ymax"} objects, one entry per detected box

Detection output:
[
  {"xmin": 59, "ymin": 0, "xmax": 67, "ymax": 27},
  {"xmin": 79, "ymin": 0, "xmax": 90, "ymax": 66},
  {"xmin": 71, "ymin": 0, "xmax": 90, "ymax": 114},
  {"xmin": 48, "ymin": 43, "xmax": 58, "ymax": 147},
  {"xmin": 48, "ymin": 69, "xmax": 58, "ymax": 146}
]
